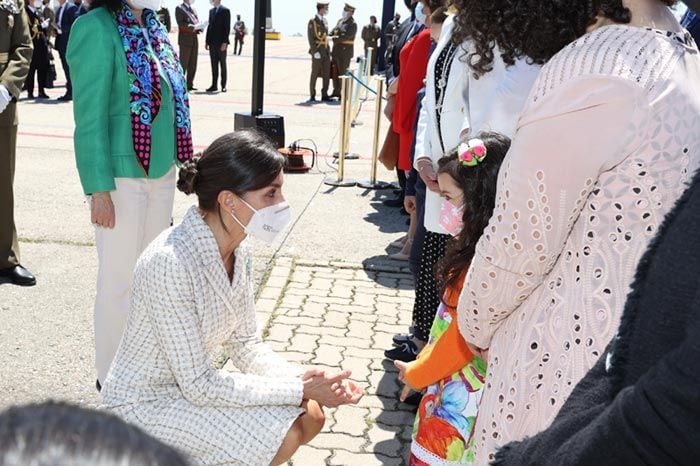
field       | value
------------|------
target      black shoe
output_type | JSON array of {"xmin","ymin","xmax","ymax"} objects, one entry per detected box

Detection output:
[
  {"xmin": 27, "ymin": 93, "xmax": 34, "ymax": 99},
  {"xmin": 0, "ymin": 265, "xmax": 36, "ymax": 287},
  {"xmin": 384, "ymin": 340, "xmax": 419, "ymax": 362},
  {"xmin": 402, "ymin": 391, "xmax": 423, "ymax": 407},
  {"xmin": 321, "ymin": 94, "xmax": 334, "ymax": 102},
  {"xmin": 205, "ymin": 86, "xmax": 217, "ymax": 93},
  {"xmin": 393, "ymin": 333, "xmax": 413, "ymax": 346},
  {"xmin": 57, "ymin": 94, "xmax": 72, "ymax": 102},
  {"xmin": 37, "ymin": 92, "xmax": 49, "ymax": 99},
  {"xmin": 309, "ymin": 96, "xmax": 317, "ymax": 102},
  {"xmin": 96, "ymin": 379, "xmax": 102, "ymax": 392},
  {"xmin": 221, "ymin": 87, "xmax": 227, "ymax": 93},
  {"xmin": 187, "ymin": 86, "xmax": 197, "ymax": 91},
  {"xmin": 383, "ymin": 197, "xmax": 404, "ymax": 208}
]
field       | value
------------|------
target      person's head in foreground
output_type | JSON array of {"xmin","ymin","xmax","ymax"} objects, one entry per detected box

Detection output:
[
  {"xmin": 0, "ymin": 402, "xmax": 189, "ymax": 466},
  {"xmin": 452, "ymin": 0, "xmax": 680, "ymax": 76},
  {"xmin": 436, "ymin": 132, "xmax": 511, "ymax": 296},
  {"xmin": 178, "ymin": 131, "xmax": 291, "ymax": 246},
  {"xmin": 429, "ymin": 6, "xmax": 449, "ymax": 42}
]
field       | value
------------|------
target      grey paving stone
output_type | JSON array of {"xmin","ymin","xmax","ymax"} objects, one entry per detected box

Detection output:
[
  {"xmin": 290, "ymin": 445, "xmax": 331, "ymax": 466},
  {"xmin": 330, "ymin": 406, "xmax": 369, "ymax": 437}
]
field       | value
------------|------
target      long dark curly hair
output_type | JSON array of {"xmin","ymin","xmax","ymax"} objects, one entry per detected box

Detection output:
[
  {"xmin": 452, "ymin": 0, "xmax": 678, "ymax": 76},
  {"xmin": 435, "ymin": 132, "xmax": 511, "ymax": 303}
]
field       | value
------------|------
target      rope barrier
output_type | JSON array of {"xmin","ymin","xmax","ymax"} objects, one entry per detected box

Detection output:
[{"xmin": 346, "ymin": 71, "xmax": 377, "ymax": 96}]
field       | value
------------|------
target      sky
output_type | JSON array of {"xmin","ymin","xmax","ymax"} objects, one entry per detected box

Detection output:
[
  {"xmin": 161, "ymin": 0, "xmax": 690, "ymax": 36},
  {"xmin": 162, "ymin": 0, "xmax": 413, "ymax": 36}
]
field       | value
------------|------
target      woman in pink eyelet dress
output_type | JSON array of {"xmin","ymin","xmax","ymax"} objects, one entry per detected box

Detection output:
[{"xmin": 450, "ymin": 0, "xmax": 700, "ymax": 464}]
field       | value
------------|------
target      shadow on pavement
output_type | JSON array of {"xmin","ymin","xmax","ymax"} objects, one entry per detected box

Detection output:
[
  {"xmin": 372, "ymin": 359, "xmax": 417, "ymax": 463},
  {"xmin": 361, "ymin": 255, "xmax": 413, "ymax": 290},
  {"xmin": 364, "ymin": 190, "xmax": 409, "ymax": 235}
]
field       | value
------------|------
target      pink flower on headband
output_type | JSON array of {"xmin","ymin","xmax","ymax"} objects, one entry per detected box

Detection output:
[{"xmin": 458, "ymin": 138, "xmax": 488, "ymax": 167}]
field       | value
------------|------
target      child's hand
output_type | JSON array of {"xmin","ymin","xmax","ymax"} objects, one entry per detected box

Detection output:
[{"xmin": 394, "ymin": 360, "xmax": 418, "ymax": 402}]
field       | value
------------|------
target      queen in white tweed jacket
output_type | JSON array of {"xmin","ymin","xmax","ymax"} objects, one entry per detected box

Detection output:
[{"xmin": 100, "ymin": 132, "xmax": 361, "ymax": 466}]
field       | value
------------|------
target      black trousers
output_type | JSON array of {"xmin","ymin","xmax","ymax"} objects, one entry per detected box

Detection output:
[
  {"xmin": 58, "ymin": 50, "xmax": 72, "ymax": 95},
  {"xmin": 234, "ymin": 35, "xmax": 243, "ymax": 55},
  {"xmin": 209, "ymin": 45, "xmax": 227, "ymax": 88},
  {"xmin": 27, "ymin": 40, "xmax": 49, "ymax": 95},
  {"xmin": 412, "ymin": 231, "xmax": 449, "ymax": 342}
]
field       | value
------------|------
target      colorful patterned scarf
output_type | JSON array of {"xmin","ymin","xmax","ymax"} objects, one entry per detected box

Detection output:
[{"xmin": 115, "ymin": 0, "xmax": 193, "ymax": 174}]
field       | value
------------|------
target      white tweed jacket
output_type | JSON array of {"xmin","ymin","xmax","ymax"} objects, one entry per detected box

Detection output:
[{"xmin": 101, "ymin": 206, "xmax": 305, "ymax": 465}]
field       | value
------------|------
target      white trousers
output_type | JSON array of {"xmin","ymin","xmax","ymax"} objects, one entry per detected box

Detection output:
[{"xmin": 94, "ymin": 167, "xmax": 176, "ymax": 383}]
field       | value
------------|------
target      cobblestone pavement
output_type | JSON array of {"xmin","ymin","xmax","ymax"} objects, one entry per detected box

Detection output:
[{"xmin": 254, "ymin": 257, "xmax": 417, "ymax": 466}]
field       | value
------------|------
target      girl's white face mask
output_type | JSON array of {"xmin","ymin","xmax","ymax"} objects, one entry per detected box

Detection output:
[{"xmin": 230, "ymin": 199, "xmax": 291, "ymax": 244}]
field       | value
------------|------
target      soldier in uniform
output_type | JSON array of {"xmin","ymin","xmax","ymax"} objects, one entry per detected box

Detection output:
[
  {"xmin": 361, "ymin": 15, "xmax": 380, "ymax": 74},
  {"xmin": 0, "ymin": 0, "xmax": 35, "ymax": 286},
  {"xmin": 307, "ymin": 2, "xmax": 331, "ymax": 102},
  {"xmin": 24, "ymin": 0, "xmax": 49, "ymax": 99},
  {"xmin": 330, "ymin": 2, "xmax": 356, "ymax": 98},
  {"xmin": 175, "ymin": 0, "xmax": 201, "ymax": 91}
]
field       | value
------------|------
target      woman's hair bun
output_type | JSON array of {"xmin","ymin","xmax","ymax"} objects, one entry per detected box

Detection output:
[{"xmin": 177, "ymin": 154, "xmax": 202, "ymax": 195}]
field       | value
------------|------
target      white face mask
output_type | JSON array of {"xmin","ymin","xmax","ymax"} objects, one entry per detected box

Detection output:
[
  {"xmin": 131, "ymin": 0, "xmax": 160, "ymax": 10},
  {"xmin": 342, "ymin": 11, "xmax": 351, "ymax": 20},
  {"xmin": 33, "ymin": 0, "xmax": 42, "ymax": 8},
  {"xmin": 230, "ymin": 199, "xmax": 292, "ymax": 244},
  {"xmin": 414, "ymin": 3, "xmax": 427, "ymax": 25}
]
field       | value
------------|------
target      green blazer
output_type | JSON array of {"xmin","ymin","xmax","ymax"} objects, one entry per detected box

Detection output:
[{"xmin": 67, "ymin": 6, "xmax": 176, "ymax": 195}]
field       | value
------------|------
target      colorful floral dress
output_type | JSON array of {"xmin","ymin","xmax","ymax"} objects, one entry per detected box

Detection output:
[{"xmin": 406, "ymin": 280, "xmax": 487, "ymax": 465}]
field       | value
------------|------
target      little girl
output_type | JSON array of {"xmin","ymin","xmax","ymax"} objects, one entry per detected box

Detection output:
[{"xmin": 395, "ymin": 132, "xmax": 511, "ymax": 465}]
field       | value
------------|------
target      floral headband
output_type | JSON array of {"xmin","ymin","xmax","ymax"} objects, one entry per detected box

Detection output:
[{"xmin": 457, "ymin": 138, "xmax": 487, "ymax": 167}]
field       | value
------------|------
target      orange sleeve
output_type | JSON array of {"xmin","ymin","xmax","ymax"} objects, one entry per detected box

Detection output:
[{"xmin": 404, "ymin": 313, "xmax": 475, "ymax": 390}]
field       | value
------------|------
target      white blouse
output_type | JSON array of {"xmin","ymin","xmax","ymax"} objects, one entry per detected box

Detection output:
[{"xmin": 415, "ymin": 15, "xmax": 540, "ymax": 233}]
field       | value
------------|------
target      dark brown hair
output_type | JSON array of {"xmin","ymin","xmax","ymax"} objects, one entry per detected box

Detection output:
[
  {"xmin": 178, "ymin": 131, "xmax": 286, "ymax": 226},
  {"xmin": 421, "ymin": 0, "xmax": 446, "ymax": 13},
  {"xmin": 431, "ymin": 6, "xmax": 449, "ymax": 26},
  {"xmin": 452, "ymin": 0, "xmax": 678, "ymax": 76},
  {"xmin": 436, "ymin": 132, "xmax": 511, "ymax": 301}
]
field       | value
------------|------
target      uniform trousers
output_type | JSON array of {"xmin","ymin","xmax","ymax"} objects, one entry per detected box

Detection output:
[
  {"xmin": 0, "ymin": 103, "xmax": 20, "ymax": 270},
  {"xmin": 26, "ymin": 38, "xmax": 49, "ymax": 96},
  {"xmin": 178, "ymin": 36, "xmax": 199, "ymax": 89},
  {"xmin": 94, "ymin": 167, "xmax": 176, "ymax": 383},
  {"xmin": 331, "ymin": 44, "xmax": 353, "ymax": 95},
  {"xmin": 234, "ymin": 34, "xmax": 243, "ymax": 55},
  {"xmin": 309, "ymin": 50, "xmax": 330, "ymax": 99}
]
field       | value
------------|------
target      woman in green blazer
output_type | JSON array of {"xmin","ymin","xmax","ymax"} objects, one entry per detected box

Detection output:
[{"xmin": 67, "ymin": 0, "xmax": 193, "ymax": 388}]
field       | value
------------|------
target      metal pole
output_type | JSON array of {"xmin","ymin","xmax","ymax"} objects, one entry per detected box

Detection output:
[
  {"xmin": 363, "ymin": 47, "xmax": 373, "ymax": 100},
  {"xmin": 343, "ymin": 75, "xmax": 354, "ymax": 158},
  {"xmin": 251, "ymin": 0, "xmax": 267, "ymax": 116},
  {"xmin": 357, "ymin": 77, "xmax": 392, "ymax": 190},
  {"xmin": 378, "ymin": 0, "xmax": 396, "ymax": 72},
  {"xmin": 325, "ymin": 76, "xmax": 356, "ymax": 187}
]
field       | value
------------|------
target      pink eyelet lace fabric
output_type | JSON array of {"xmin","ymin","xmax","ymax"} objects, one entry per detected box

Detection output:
[{"xmin": 457, "ymin": 25, "xmax": 700, "ymax": 464}]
